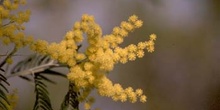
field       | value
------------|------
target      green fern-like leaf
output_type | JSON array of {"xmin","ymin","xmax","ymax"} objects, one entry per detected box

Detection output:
[
  {"xmin": 61, "ymin": 82, "xmax": 79, "ymax": 110},
  {"xmin": 0, "ymin": 72, "xmax": 10, "ymax": 110},
  {"xmin": 0, "ymin": 49, "xmax": 15, "ymax": 110},
  {"xmin": 0, "ymin": 68, "xmax": 5, "ymax": 72},
  {"xmin": 11, "ymin": 54, "xmax": 66, "ymax": 82},
  {"xmin": 11, "ymin": 54, "xmax": 52, "ymax": 81},
  {"xmin": 10, "ymin": 54, "xmax": 68, "ymax": 110},
  {"xmin": 33, "ymin": 73, "xmax": 53, "ymax": 110}
]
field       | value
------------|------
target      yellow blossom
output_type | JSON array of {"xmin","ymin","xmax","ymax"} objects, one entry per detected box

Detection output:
[
  {"xmin": 73, "ymin": 30, "xmax": 83, "ymax": 43},
  {"xmin": 129, "ymin": 92, "xmax": 137, "ymax": 103},
  {"xmin": 112, "ymin": 27, "xmax": 120, "ymax": 35},
  {"xmin": 137, "ymin": 50, "xmax": 144, "ymax": 58},
  {"xmin": 12, "ymin": 13, "xmax": 157, "ymax": 106},
  {"xmin": 67, "ymin": 59, "xmax": 76, "ymax": 66},
  {"xmin": 127, "ymin": 44, "xmax": 137, "ymax": 52},
  {"xmin": 0, "ymin": 0, "xmax": 33, "ymax": 51},
  {"xmin": 73, "ymin": 22, "xmax": 81, "ymax": 29},
  {"xmin": 88, "ymin": 75, "xmax": 95, "ymax": 84},
  {"xmin": 6, "ymin": 57, "xmax": 13, "ymax": 64},
  {"xmin": 115, "ymin": 37, "xmax": 124, "ymax": 44},
  {"xmin": 84, "ymin": 62, "xmax": 94, "ymax": 71},
  {"xmin": 134, "ymin": 20, "xmax": 143, "ymax": 28},
  {"xmin": 114, "ymin": 84, "xmax": 123, "ymax": 94},
  {"xmin": 150, "ymin": 33, "xmax": 157, "ymax": 41},
  {"xmin": 147, "ymin": 46, "xmax": 155, "ymax": 53},
  {"xmin": 3, "ymin": 0, "xmax": 11, "ymax": 9},
  {"xmin": 84, "ymin": 102, "xmax": 91, "ymax": 110},
  {"xmin": 81, "ymin": 15, "xmax": 88, "ymax": 22},
  {"xmin": 75, "ymin": 53, "xmax": 86, "ymax": 61},
  {"xmin": 128, "ymin": 53, "xmax": 136, "ymax": 61},
  {"xmin": 119, "ymin": 29, "xmax": 128, "ymax": 37},
  {"xmin": 138, "ymin": 42, "xmax": 147, "ymax": 50},
  {"xmin": 112, "ymin": 53, "xmax": 120, "ymax": 62},
  {"xmin": 65, "ymin": 31, "xmax": 74, "ymax": 40},
  {"xmin": 119, "ymin": 93, "xmax": 127, "ymax": 102},
  {"xmin": 135, "ymin": 89, "xmax": 143, "ymax": 96},
  {"xmin": 140, "ymin": 95, "xmax": 147, "ymax": 103},
  {"xmin": 2, "ymin": 37, "xmax": 11, "ymax": 45},
  {"xmin": 128, "ymin": 15, "xmax": 138, "ymax": 23},
  {"xmin": 7, "ymin": 89, "xmax": 18, "ymax": 110},
  {"xmin": 30, "ymin": 40, "xmax": 48, "ymax": 54},
  {"xmin": 120, "ymin": 57, "xmax": 128, "ymax": 64},
  {"xmin": 147, "ymin": 40, "xmax": 155, "ymax": 46},
  {"xmin": 66, "ymin": 39, "xmax": 76, "ymax": 48}
]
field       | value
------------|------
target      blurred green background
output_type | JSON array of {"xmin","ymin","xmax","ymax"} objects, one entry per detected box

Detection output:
[{"xmin": 5, "ymin": 0, "xmax": 220, "ymax": 110}]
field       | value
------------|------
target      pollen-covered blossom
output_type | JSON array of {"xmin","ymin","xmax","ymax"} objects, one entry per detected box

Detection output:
[
  {"xmin": 0, "ymin": 0, "xmax": 33, "ymax": 65},
  {"xmin": 30, "ymin": 40, "xmax": 48, "ymax": 55},
  {"xmin": 150, "ymin": 33, "xmax": 157, "ymax": 41},
  {"xmin": 135, "ymin": 89, "xmax": 143, "ymax": 96},
  {"xmin": 0, "ymin": 0, "xmax": 33, "ymax": 49},
  {"xmin": 137, "ymin": 50, "xmax": 145, "ymax": 58},
  {"xmin": 84, "ymin": 102, "xmax": 91, "ymax": 110},
  {"xmin": 83, "ymin": 96, "xmax": 96, "ymax": 110},
  {"xmin": 128, "ymin": 15, "xmax": 138, "ymax": 22},
  {"xmin": 128, "ymin": 53, "xmax": 136, "ymax": 61},
  {"xmin": 138, "ymin": 42, "xmax": 147, "ymax": 49},
  {"xmin": 0, "ymin": 0, "xmax": 157, "ymax": 109},
  {"xmin": 84, "ymin": 62, "xmax": 94, "ymax": 71},
  {"xmin": 134, "ymin": 20, "xmax": 143, "ymax": 28},
  {"xmin": 140, "ymin": 95, "xmax": 147, "ymax": 103},
  {"xmin": 29, "ymin": 14, "xmax": 156, "ymax": 104},
  {"xmin": 6, "ymin": 57, "xmax": 13, "ymax": 64}
]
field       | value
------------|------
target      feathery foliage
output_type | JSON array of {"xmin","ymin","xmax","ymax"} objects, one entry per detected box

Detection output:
[
  {"xmin": 0, "ymin": 67, "xmax": 10, "ymax": 110},
  {"xmin": 11, "ymin": 54, "xmax": 66, "ymax": 82},
  {"xmin": 61, "ymin": 82, "xmax": 79, "ymax": 110},
  {"xmin": 10, "ymin": 54, "xmax": 67, "ymax": 110},
  {"xmin": 33, "ymin": 73, "xmax": 53, "ymax": 110}
]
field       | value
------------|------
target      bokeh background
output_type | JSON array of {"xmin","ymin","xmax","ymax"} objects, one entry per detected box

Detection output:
[{"xmin": 3, "ymin": 0, "xmax": 220, "ymax": 110}]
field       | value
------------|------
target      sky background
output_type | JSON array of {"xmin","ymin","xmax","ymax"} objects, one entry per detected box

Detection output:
[{"xmin": 3, "ymin": 0, "xmax": 220, "ymax": 110}]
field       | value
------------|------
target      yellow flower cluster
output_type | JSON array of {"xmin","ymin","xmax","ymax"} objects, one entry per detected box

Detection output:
[
  {"xmin": 83, "ymin": 97, "xmax": 95, "ymax": 110},
  {"xmin": 0, "ymin": 0, "xmax": 33, "ymax": 49},
  {"xmin": 0, "ymin": 89, "xmax": 18, "ymax": 110},
  {"xmin": 7, "ymin": 89, "xmax": 18, "ymax": 110},
  {"xmin": 30, "ymin": 14, "xmax": 156, "ymax": 105},
  {"xmin": 0, "ymin": 0, "xmax": 155, "ymax": 109}
]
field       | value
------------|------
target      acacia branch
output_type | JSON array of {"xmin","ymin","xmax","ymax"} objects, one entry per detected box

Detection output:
[{"xmin": 6, "ymin": 60, "xmax": 60, "ymax": 78}]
